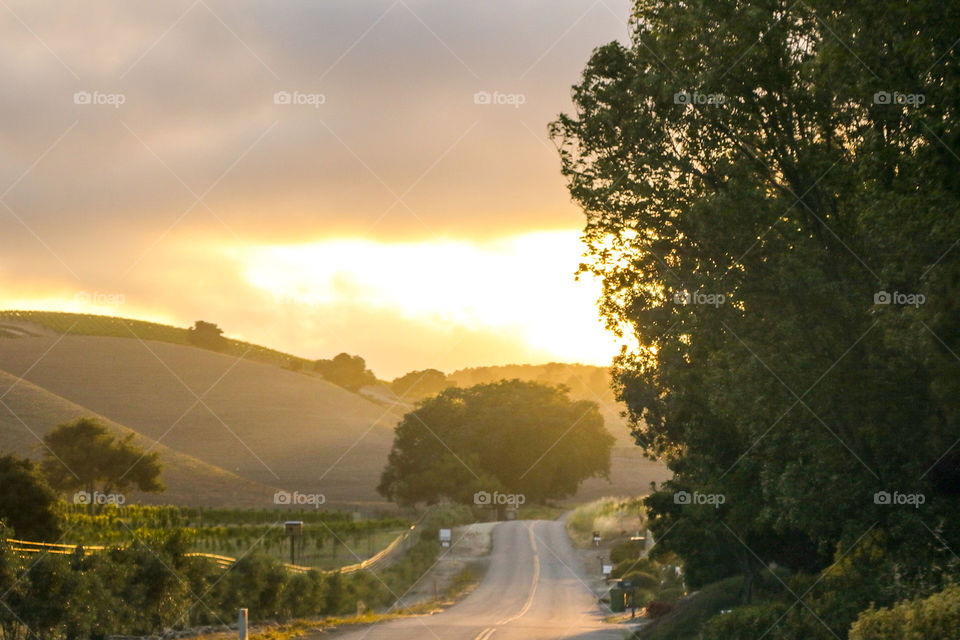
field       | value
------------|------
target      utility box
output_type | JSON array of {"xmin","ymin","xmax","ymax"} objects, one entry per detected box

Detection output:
[{"xmin": 609, "ymin": 585, "xmax": 627, "ymax": 612}]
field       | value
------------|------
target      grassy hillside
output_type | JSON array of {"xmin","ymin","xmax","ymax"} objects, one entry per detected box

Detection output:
[
  {"xmin": 0, "ymin": 322, "xmax": 401, "ymax": 504},
  {"xmin": 0, "ymin": 310, "xmax": 312, "ymax": 370},
  {"xmin": 0, "ymin": 370, "xmax": 277, "ymax": 506}
]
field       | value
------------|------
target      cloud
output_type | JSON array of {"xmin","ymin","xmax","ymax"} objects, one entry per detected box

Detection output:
[{"xmin": 0, "ymin": 0, "xmax": 630, "ymax": 371}]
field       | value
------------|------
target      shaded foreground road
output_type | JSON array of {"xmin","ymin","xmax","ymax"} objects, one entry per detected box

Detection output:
[{"xmin": 331, "ymin": 520, "xmax": 626, "ymax": 640}]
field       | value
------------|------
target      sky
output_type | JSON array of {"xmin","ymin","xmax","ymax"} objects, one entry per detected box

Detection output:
[{"xmin": 0, "ymin": 0, "xmax": 632, "ymax": 378}]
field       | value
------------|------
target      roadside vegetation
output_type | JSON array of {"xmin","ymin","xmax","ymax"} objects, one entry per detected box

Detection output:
[
  {"xmin": 566, "ymin": 497, "xmax": 645, "ymax": 547},
  {"xmin": 55, "ymin": 504, "xmax": 410, "ymax": 570},
  {"xmin": 554, "ymin": 1, "xmax": 960, "ymax": 638},
  {"xmin": 0, "ymin": 505, "xmax": 474, "ymax": 638}
]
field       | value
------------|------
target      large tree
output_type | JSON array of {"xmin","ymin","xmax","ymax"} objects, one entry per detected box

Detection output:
[
  {"xmin": 553, "ymin": 0, "xmax": 960, "ymax": 610},
  {"xmin": 41, "ymin": 418, "xmax": 164, "ymax": 513},
  {"xmin": 378, "ymin": 380, "xmax": 615, "ymax": 505}
]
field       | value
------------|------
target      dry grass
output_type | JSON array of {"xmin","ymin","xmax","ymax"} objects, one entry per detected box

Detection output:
[
  {"xmin": 0, "ymin": 328, "xmax": 401, "ymax": 505},
  {"xmin": 0, "ymin": 370, "xmax": 276, "ymax": 506}
]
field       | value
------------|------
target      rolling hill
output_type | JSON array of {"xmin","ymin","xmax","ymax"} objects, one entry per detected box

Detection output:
[
  {"xmin": 0, "ymin": 312, "xmax": 669, "ymax": 507},
  {"xmin": 0, "ymin": 317, "xmax": 400, "ymax": 506},
  {"xmin": 0, "ymin": 370, "xmax": 276, "ymax": 506}
]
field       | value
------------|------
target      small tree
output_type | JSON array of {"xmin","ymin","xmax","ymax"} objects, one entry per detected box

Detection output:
[
  {"xmin": 390, "ymin": 369, "xmax": 451, "ymax": 401},
  {"xmin": 187, "ymin": 320, "xmax": 228, "ymax": 351},
  {"xmin": 0, "ymin": 455, "xmax": 61, "ymax": 541},
  {"xmin": 314, "ymin": 353, "xmax": 377, "ymax": 392},
  {"xmin": 41, "ymin": 418, "xmax": 164, "ymax": 513}
]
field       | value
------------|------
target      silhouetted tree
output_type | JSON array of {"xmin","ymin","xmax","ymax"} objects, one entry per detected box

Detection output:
[
  {"xmin": 314, "ymin": 353, "xmax": 377, "ymax": 392},
  {"xmin": 41, "ymin": 418, "xmax": 164, "ymax": 513},
  {"xmin": 552, "ymin": 0, "xmax": 960, "ymax": 616},
  {"xmin": 187, "ymin": 320, "xmax": 228, "ymax": 351},
  {"xmin": 390, "ymin": 368, "xmax": 451, "ymax": 401}
]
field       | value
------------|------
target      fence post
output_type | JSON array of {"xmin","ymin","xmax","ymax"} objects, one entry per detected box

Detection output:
[{"xmin": 238, "ymin": 608, "xmax": 248, "ymax": 640}]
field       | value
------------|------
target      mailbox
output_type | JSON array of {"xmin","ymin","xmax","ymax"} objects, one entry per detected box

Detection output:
[{"xmin": 285, "ymin": 521, "xmax": 303, "ymax": 536}]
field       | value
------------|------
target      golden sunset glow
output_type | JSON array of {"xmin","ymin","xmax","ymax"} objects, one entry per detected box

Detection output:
[
  {"xmin": 241, "ymin": 231, "xmax": 620, "ymax": 368},
  {"xmin": 0, "ymin": 0, "xmax": 632, "ymax": 378}
]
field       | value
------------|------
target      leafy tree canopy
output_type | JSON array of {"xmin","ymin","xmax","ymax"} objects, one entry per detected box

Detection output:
[
  {"xmin": 41, "ymin": 418, "xmax": 164, "ymax": 513},
  {"xmin": 378, "ymin": 379, "xmax": 615, "ymax": 506},
  {"xmin": 553, "ymin": 0, "xmax": 960, "ymax": 605}
]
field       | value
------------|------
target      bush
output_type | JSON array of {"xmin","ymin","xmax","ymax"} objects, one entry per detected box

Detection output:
[
  {"xmin": 849, "ymin": 584, "xmax": 960, "ymax": 640},
  {"xmin": 700, "ymin": 604, "xmax": 787, "ymax": 640},
  {"xmin": 622, "ymin": 570, "xmax": 660, "ymax": 591},
  {"xmin": 646, "ymin": 601, "xmax": 675, "ymax": 619},
  {"xmin": 640, "ymin": 576, "xmax": 743, "ymax": 640},
  {"xmin": 611, "ymin": 557, "xmax": 657, "ymax": 579},
  {"xmin": 610, "ymin": 539, "xmax": 645, "ymax": 564}
]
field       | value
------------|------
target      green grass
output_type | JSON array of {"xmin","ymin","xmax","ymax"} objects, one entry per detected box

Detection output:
[
  {"xmin": 56, "ymin": 504, "xmax": 411, "ymax": 571},
  {"xmin": 566, "ymin": 496, "xmax": 647, "ymax": 546},
  {"xmin": 516, "ymin": 503, "xmax": 567, "ymax": 521}
]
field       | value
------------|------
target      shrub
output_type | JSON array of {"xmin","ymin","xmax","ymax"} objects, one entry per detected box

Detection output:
[
  {"xmin": 611, "ymin": 557, "xmax": 657, "ymax": 579},
  {"xmin": 849, "ymin": 584, "xmax": 960, "ymax": 640},
  {"xmin": 610, "ymin": 539, "xmax": 645, "ymax": 564},
  {"xmin": 700, "ymin": 604, "xmax": 787, "ymax": 640},
  {"xmin": 646, "ymin": 601, "xmax": 675, "ymax": 619}
]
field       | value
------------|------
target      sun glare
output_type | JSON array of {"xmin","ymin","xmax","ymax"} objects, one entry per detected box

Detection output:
[{"xmin": 242, "ymin": 230, "xmax": 621, "ymax": 365}]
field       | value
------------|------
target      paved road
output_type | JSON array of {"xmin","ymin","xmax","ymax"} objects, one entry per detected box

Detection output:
[{"xmin": 331, "ymin": 520, "xmax": 626, "ymax": 640}]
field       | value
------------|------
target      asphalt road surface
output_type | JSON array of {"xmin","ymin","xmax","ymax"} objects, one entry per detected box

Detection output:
[{"xmin": 331, "ymin": 520, "xmax": 627, "ymax": 640}]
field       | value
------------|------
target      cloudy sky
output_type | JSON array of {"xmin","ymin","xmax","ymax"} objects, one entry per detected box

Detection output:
[{"xmin": 0, "ymin": 0, "xmax": 631, "ymax": 378}]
